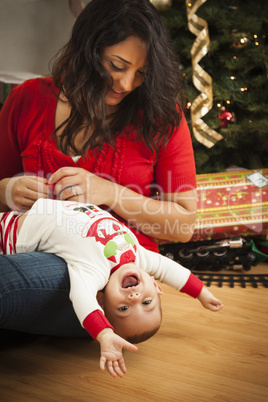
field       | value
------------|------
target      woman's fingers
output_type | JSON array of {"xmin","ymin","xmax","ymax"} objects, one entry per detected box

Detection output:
[
  {"xmin": 48, "ymin": 166, "xmax": 113, "ymax": 206},
  {"xmin": 5, "ymin": 176, "xmax": 50, "ymax": 211},
  {"xmin": 52, "ymin": 176, "xmax": 80, "ymax": 197},
  {"xmin": 48, "ymin": 167, "xmax": 79, "ymax": 185},
  {"xmin": 48, "ymin": 168, "xmax": 87, "ymax": 198},
  {"xmin": 57, "ymin": 184, "xmax": 85, "ymax": 201}
]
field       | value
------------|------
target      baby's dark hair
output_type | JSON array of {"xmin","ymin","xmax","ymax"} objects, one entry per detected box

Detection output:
[{"xmin": 124, "ymin": 319, "xmax": 162, "ymax": 344}]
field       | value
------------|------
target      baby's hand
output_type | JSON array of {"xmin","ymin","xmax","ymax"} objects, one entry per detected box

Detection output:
[
  {"xmin": 97, "ymin": 328, "xmax": 138, "ymax": 378},
  {"xmin": 197, "ymin": 287, "xmax": 224, "ymax": 312}
]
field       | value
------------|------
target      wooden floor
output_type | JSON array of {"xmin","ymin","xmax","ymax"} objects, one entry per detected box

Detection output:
[{"xmin": 1, "ymin": 264, "xmax": 268, "ymax": 402}]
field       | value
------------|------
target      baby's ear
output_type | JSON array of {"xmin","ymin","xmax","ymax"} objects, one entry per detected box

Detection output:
[
  {"xmin": 96, "ymin": 291, "xmax": 105, "ymax": 308},
  {"xmin": 153, "ymin": 280, "xmax": 163, "ymax": 295}
]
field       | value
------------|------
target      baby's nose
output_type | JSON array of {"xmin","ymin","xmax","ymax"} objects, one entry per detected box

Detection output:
[{"xmin": 128, "ymin": 291, "xmax": 140, "ymax": 300}]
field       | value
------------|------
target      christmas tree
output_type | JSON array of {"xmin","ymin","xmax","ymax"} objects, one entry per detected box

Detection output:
[{"xmin": 160, "ymin": 0, "xmax": 268, "ymax": 173}]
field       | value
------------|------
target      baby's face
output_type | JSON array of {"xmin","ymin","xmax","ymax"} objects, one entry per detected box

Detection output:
[{"xmin": 100, "ymin": 263, "xmax": 163, "ymax": 339}]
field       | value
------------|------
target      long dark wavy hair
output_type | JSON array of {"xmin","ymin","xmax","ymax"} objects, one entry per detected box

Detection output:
[{"xmin": 51, "ymin": 0, "xmax": 185, "ymax": 155}]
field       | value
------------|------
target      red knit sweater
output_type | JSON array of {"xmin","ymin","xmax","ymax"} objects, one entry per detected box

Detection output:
[{"xmin": 0, "ymin": 78, "xmax": 196, "ymax": 252}]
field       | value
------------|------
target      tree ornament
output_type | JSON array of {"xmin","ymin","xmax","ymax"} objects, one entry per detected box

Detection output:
[
  {"xmin": 217, "ymin": 107, "xmax": 236, "ymax": 128},
  {"xmin": 231, "ymin": 30, "xmax": 250, "ymax": 48},
  {"xmin": 150, "ymin": 0, "xmax": 172, "ymax": 10},
  {"xmin": 185, "ymin": 0, "xmax": 223, "ymax": 148}
]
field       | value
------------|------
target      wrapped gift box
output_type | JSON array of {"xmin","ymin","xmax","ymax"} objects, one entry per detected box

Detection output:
[
  {"xmin": 0, "ymin": 71, "xmax": 40, "ymax": 104},
  {"xmin": 191, "ymin": 169, "xmax": 268, "ymax": 241}
]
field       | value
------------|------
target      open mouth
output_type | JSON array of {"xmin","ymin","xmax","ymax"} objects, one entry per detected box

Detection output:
[{"xmin": 121, "ymin": 274, "xmax": 140, "ymax": 288}]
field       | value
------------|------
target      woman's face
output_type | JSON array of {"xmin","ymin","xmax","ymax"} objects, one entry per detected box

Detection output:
[{"xmin": 101, "ymin": 36, "xmax": 147, "ymax": 110}]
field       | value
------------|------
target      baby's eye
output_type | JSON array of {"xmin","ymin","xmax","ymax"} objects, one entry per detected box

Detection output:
[
  {"xmin": 118, "ymin": 306, "xmax": 129, "ymax": 311},
  {"xmin": 142, "ymin": 300, "xmax": 152, "ymax": 305}
]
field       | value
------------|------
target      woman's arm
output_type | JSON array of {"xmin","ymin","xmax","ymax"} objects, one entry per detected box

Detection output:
[
  {"xmin": 112, "ymin": 186, "xmax": 197, "ymax": 242},
  {"xmin": 48, "ymin": 167, "xmax": 197, "ymax": 242},
  {"xmin": 106, "ymin": 181, "xmax": 197, "ymax": 242},
  {"xmin": 0, "ymin": 85, "xmax": 51, "ymax": 212},
  {"xmin": 0, "ymin": 179, "xmax": 9, "ymax": 212}
]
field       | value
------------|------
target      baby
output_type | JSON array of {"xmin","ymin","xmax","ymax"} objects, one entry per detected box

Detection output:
[{"xmin": 0, "ymin": 199, "xmax": 223, "ymax": 377}]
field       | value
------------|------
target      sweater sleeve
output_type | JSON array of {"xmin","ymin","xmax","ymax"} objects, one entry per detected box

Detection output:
[
  {"xmin": 66, "ymin": 261, "xmax": 116, "ymax": 340},
  {"xmin": 0, "ymin": 85, "xmax": 24, "ymax": 179},
  {"xmin": 16, "ymin": 198, "xmax": 115, "ymax": 340},
  {"xmin": 136, "ymin": 245, "xmax": 203, "ymax": 297},
  {"xmin": 180, "ymin": 272, "xmax": 203, "ymax": 298},
  {"xmin": 83, "ymin": 310, "xmax": 114, "ymax": 341},
  {"xmin": 154, "ymin": 113, "xmax": 197, "ymax": 193}
]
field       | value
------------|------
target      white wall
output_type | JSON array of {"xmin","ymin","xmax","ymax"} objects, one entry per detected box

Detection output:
[{"xmin": 0, "ymin": 0, "xmax": 78, "ymax": 75}]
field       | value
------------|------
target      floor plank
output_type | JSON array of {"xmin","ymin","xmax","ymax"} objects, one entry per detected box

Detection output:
[{"xmin": 1, "ymin": 264, "xmax": 268, "ymax": 402}]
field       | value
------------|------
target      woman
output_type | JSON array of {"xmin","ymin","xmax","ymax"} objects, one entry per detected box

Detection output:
[{"xmin": 0, "ymin": 0, "xmax": 197, "ymax": 337}]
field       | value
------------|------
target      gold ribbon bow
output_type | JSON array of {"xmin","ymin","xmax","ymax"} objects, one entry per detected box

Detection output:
[{"xmin": 186, "ymin": 0, "xmax": 223, "ymax": 148}]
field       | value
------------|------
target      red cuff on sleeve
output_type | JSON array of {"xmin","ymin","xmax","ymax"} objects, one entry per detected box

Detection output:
[
  {"xmin": 83, "ymin": 310, "xmax": 114, "ymax": 341},
  {"xmin": 180, "ymin": 272, "xmax": 203, "ymax": 298}
]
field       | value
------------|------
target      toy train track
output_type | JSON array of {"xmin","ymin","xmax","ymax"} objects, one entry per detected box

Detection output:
[
  {"xmin": 159, "ymin": 237, "xmax": 257, "ymax": 272},
  {"xmin": 192, "ymin": 272, "xmax": 268, "ymax": 288}
]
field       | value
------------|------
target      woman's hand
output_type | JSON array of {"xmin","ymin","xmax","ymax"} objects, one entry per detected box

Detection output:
[
  {"xmin": 0, "ymin": 176, "xmax": 51, "ymax": 211},
  {"xmin": 48, "ymin": 167, "xmax": 114, "ymax": 206}
]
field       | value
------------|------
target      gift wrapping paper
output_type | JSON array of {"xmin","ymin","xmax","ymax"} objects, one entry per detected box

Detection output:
[{"xmin": 191, "ymin": 169, "xmax": 268, "ymax": 241}]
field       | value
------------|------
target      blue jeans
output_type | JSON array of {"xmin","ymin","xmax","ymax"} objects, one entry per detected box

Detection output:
[{"xmin": 0, "ymin": 252, "xmax": 89, "ymax": 337}]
